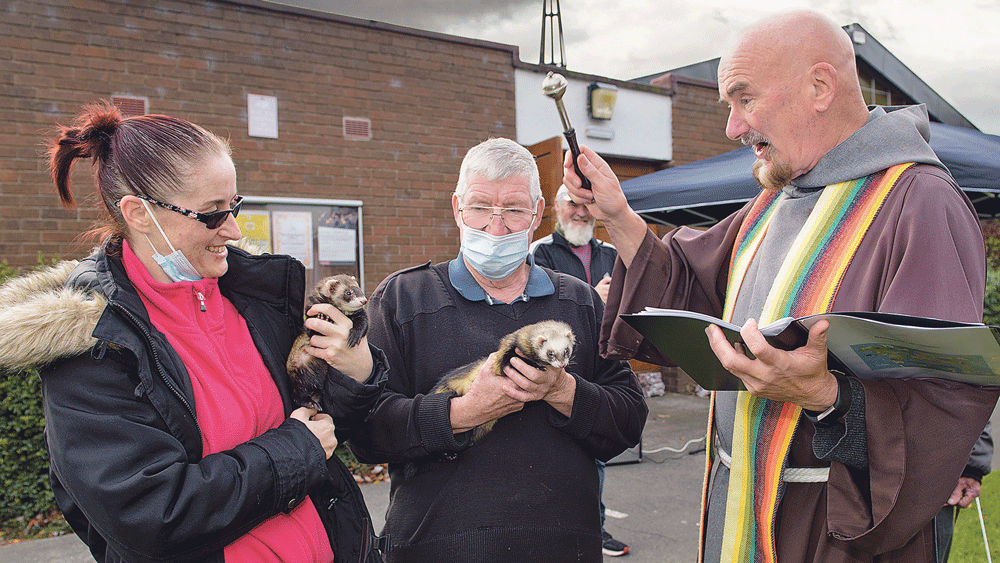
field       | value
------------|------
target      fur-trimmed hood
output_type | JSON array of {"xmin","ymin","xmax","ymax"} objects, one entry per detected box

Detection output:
[
  {"xmin": 0, "ymin": 238, "xmax": 270, "ymax": 373},
  {"xmin": 0, "ymin": 259, "xmax": 107, "ymax": 372}
]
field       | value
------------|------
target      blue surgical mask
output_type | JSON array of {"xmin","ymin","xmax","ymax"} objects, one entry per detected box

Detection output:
[
  {"xmin": 461, "ymin": 226, "xmax": 530, "ymax": 280},
  {"xmin": 141, "ymin": 200, "xmax": 203, "ymax": 283}
]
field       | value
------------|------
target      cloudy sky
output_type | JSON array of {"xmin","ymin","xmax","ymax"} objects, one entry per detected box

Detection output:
[{"xmin": 268, "ymin": 0, "xmax": 1000, "ymax": 135}]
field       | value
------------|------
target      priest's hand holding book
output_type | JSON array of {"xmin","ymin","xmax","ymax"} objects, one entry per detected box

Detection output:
[
  {"xmin": 704, "ymin": 317, "xmax": 839, "ymax": 412},
  {"xmin": 623, "ymin": 308, "xmax": 1000, "ymax": 389}
]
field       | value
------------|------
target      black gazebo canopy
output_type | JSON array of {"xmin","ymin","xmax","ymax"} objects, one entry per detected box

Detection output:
[{"xmin": 622, "ymin": 121, "xmax": 1000, "ymax": 228}]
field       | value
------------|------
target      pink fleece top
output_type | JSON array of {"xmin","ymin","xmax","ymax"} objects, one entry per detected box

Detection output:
[
  {"xmin": 569, "ymin": 242, "xmax": 592, "ymax": 284},
  {"xmin": 122, "ymin": 241, "xmax": 334, "ymax": 563}
]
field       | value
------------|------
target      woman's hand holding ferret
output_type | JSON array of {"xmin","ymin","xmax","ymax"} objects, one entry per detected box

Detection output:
[
  {"xmin": 449, "ymin": 353, "xmax": 525, "ymax": 434},
  {"xmin": 503, "ymin": 357, "xmax": 576, "ymax": 418},
  {"xmin": 304, "ymin": 303, "xmax": 373, "ymax": 383},
  {"xmin": 291, "ymin": 407, "xmax": 338, "ymax": 459}
]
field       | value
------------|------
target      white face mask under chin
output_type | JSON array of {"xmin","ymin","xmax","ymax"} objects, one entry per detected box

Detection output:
[
  {"xmin": 141, "ymin": 200, "xmax": 203, "ymax": 283},
  {"xmin": 460, "ymin": 225, "xmax": 530, "ymax": 280}
]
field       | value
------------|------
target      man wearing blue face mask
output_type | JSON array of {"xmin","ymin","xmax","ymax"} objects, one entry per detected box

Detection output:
[{"xmin": 348, "ymin": 138, "xmax": 647, "ymax": 563}]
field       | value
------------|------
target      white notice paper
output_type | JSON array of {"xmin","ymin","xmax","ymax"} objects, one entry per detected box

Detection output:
[
  {"xmin": 318, "ymin": 226, "xmax": 356, "ymax": 264},
  {"xmin": 272, "ymin": 211, "xmax": 313, "ymax": 269},
  {"xmin": 247, "ymin": 94, "xmax": 278, "ymax": 138}
]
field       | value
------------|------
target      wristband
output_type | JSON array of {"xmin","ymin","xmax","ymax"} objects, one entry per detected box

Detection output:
[{"xmin": 803, "ymin": 370, "xmax": 851, "ymax": 426}]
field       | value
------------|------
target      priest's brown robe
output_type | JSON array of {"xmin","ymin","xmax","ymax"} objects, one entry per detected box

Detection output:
[{"xmin": 601, "ymin": 165, "xmax": 1000, "ymax": 562}]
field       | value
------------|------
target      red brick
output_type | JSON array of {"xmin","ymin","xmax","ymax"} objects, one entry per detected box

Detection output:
[{"xmin": 4, "ymin": 0, "xmax": 512, "ymax": 287}]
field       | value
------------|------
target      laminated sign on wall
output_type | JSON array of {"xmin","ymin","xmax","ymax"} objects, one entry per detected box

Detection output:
[
  {"xmin": 247, "ymin": 94, "xmax": 278, "ymax": 139},
  {"xmin": 272, "ymin": 210, "xmax": 314, "ymax": 270}
]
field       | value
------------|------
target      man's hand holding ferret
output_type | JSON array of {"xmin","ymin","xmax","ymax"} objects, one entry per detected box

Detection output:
[
  {"xmin": 449, "ymin": 352, "xmax": 525, "ymax": 434},
  {"xmin": 304, "ymin": 302, "xmax": 373, "ymax": 383},
  {"xmin": 291, "ymin": 407, "xmax": 338, "ymax": 459},
  {"xmin": 503, "ymin": 356, "xmax": 576, "ymax": 418}
]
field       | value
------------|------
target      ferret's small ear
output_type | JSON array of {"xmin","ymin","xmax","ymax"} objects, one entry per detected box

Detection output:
[{"xmin": 535, "ymin": 335, "xmax": 547, "ymax": 348}]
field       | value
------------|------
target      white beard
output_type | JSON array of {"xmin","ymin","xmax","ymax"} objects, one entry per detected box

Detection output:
[{"xmin": 560, "ymin": 220, "xmax": 595, "ymax": 247}]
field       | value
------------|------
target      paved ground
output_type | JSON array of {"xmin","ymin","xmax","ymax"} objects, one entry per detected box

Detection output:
[
  {"xmin": 5, "ymin": 392, "xmax": 999, "ymax": 562},
  {"xmin": 0, "ymin": 392, "xmax": 710, "ymax": 562}
]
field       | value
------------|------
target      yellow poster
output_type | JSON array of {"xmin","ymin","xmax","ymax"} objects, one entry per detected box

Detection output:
[{"xmin": 236, "ymin": 210, "xmax": 272, "ymax": 253}]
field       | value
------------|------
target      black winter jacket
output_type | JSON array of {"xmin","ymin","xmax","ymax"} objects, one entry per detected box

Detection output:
[
  {"xmin": 0, "ymin": 243, "xmax": 387, "ymax": 563},
  {"xmin": 529, "ymin": 230, "xmax": 618, "ymax": 286}
]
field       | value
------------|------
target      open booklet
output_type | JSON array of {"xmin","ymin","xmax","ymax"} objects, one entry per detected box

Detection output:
[{"xmin": 621, "ymin": 308, "xmax": 1000, "ymax": 391}]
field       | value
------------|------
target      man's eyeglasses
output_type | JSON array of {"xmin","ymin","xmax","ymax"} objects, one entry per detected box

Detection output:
[
  {"xmin": 459, "ymin": 205, "xmax": 536, "ymax": 232},
  {"xmin": 138, "ymin": 194, "xmax": 243, "ymax": 229}
]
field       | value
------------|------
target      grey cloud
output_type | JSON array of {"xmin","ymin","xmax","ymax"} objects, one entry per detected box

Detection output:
[
  {"xmin": 266, "ymin": 0, "xmax": 537, "ymax": 30},
  {"xmin": 266, "ymin": 0, "xmax": 999, "ymax": 135}
]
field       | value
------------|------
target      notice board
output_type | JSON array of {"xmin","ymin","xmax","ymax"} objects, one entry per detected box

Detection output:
[{"xmin": 238, "ymin": 196, "xmax": 365, "ymax": 294}]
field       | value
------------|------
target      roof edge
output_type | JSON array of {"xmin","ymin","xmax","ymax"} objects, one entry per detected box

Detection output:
[
  {"xmin": 846, "ymin": 23, "xmax": 977, "ymax": 130},
  {"xmin": 222, "ymin": 0, "xmax": 521, "ymax": 64},
  {"xmin": 515, "ymin": 61, "xmax": 675, "ymax": 95},
  {"xmin": 649, "ymin": 72, "xmax": 719, "ymax": 91}
]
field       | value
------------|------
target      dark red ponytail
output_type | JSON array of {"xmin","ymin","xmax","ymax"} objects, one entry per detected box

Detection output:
[{"xmin": 47, "ymin": 101, "xmax": 123, "ymax": 208}]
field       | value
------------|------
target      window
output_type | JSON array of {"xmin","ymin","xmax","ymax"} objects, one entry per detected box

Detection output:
[{"xmin": 856, "ymin": 62, "xmax": 913, "ymax": 107}]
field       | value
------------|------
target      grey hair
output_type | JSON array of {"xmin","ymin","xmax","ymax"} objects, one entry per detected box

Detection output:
[{"xmin": 454, "ymin": 138, "xmax": 541, "ymax": 204}]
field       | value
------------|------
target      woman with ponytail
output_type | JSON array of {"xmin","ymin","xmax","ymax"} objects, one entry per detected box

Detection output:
[{"xmin": 0, "ymin": 102, "xmax": 387, "ymax": 562}]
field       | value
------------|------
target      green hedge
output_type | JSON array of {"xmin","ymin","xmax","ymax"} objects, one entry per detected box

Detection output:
[
  {"xmin": 985, "ymin": 221, "xmax": 1000, "ymax": 326},
  {"xmin": 985, "ymin": 267, "xmax": 1000, "ymax": 326},
  {"xmin": 0, "ymin": 260, "xmax": 59, "ymax": 527},
  {"xmin": 0, "ymin": 367, "xmax": 52, "ymax": 524}
]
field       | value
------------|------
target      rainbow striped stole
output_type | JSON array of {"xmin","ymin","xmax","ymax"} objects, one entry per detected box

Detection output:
[
  {"xmin": 722, "ymin": 188, "xmax": 785, "ymax": 322},
  {"xmin": 706, "ymin": 163, "xmax": 913, "ymax": 563},
  {"xmin": 697, "ymin": 186, "xmax": 783, "ymax": 563}
]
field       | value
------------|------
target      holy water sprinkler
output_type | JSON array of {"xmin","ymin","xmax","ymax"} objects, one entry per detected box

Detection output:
[{"xmin": 542, "ymin": 71, "xmax": 591, "ymax": 191}]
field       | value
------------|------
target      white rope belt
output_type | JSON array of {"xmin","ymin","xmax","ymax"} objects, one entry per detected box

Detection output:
[{"xmin": 717, "ymin": 447, "xmax": 829, "ymax": 483}]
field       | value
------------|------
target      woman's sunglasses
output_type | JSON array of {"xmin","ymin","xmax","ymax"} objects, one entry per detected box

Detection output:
[{"xmin": 137, "ymin": 194, "xmax": 243, "ymax": 229}]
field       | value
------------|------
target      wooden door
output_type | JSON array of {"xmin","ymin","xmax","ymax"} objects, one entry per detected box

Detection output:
[{"xmin": 527, "ymin": 136, "xmax": 563, "ymax": 242}]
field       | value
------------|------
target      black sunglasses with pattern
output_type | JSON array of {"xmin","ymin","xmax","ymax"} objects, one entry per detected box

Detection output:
[{"xmin": 137, "ymin": 194, "xmax": 244, "ymax": 229}]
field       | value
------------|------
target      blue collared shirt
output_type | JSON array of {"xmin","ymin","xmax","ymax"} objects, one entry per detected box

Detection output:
[{"xmin": 448, "ymin": 253, "xmax": 554, "ymax": 305}]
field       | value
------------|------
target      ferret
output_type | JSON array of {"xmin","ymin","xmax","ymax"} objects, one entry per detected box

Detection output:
[
  {"xmin": 432, "ymin": 320, "xmax": 575, "ymax": 442},
  {"xmin": 287, "ymin": 274, "xmax": 368, "ymax": 409}
]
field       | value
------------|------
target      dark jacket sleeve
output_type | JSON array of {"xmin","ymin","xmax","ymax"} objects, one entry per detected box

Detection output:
[
  {"xmin": 41, "ymin": 352, "xmax": 330, "ymax": 563},
  {"xmin": 347, "ymin": 272, "xmax": 471, "ymax": 464},
  {"xmin": 319, "ymin": 343, "xmax": 389, "ymax": 443},
  {"xmin": 556, "ymin": 359, "xmax": 647, "ymax": 461},
  {"xmin": 965, "ymin": 422, "xmax": 993, "ymax": 481},
  {"xmin": 545, "ymin": 283, "xmax": 647, "ymax": 461}
]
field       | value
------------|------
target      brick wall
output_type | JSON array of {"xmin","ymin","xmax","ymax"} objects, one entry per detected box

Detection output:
[
  {"xmin": 1, "ymin": 0, "xmax": 517, "ymax": 288},
  {"xmin": 653, "ymin": 74, "xmax": 742, "ymax": 166}
]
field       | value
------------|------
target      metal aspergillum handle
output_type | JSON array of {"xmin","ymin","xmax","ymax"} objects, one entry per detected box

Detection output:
[{"xmin": 541, "ymin": 71, "xmax": 591, "ymax": 191}]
